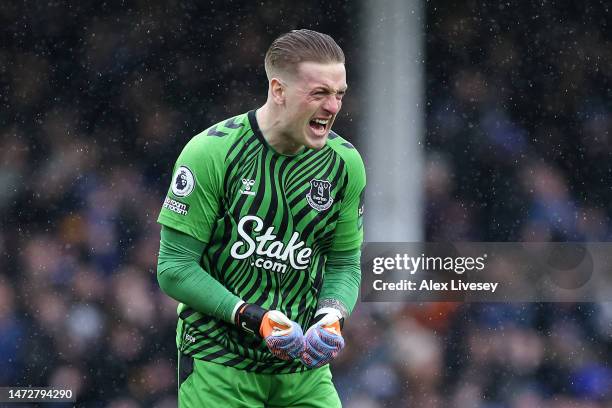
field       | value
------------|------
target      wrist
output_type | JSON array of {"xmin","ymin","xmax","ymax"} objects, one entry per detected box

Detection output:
[
  {"xmin": 231, "ymin": 300, "xmax": 245, "ymax": 322},
  {"xmin": 312, "ymin": 307, "xmax": 345, "ymax": 330},
  {"xmin": 313, "ymin": 299, "xmax": 348, "ymax": 329},
  {"xmin": 234, "ymin": 302, "xmax": 267, "ymax": 337}
]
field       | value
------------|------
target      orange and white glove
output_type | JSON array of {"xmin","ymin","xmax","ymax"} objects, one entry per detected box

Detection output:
[
  {"xmin": 234, "ymin": 302, "xmax": 304, "ymax": 361},
  {"xmin": 300, "ymin": 309, "xmax": 345, "ymax": 368}
]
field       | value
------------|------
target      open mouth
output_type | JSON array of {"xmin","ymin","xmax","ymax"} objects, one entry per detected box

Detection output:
[{"xmin": 308, "ymin": 118, "xmax": 330, "ymax": 136}]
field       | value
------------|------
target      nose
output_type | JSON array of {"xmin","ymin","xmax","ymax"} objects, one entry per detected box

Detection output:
[{"xmin": 322, "ymin": 95, "xmax": 341, "ymax": 115}]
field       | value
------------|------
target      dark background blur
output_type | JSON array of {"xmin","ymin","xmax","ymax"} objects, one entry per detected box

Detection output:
[{"xmin": 2, "ymin": 1, "xmax": 612, "ymax": 407}]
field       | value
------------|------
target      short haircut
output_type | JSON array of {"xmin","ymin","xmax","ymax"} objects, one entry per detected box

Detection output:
[{"xmin": 264, "ymin": 29, "xmax": 345, "ymax": 79}]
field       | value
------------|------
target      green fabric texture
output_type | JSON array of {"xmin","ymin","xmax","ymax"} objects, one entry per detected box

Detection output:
[
  {"xmin": 157, "ymin": 226, "xmax": 241, "ymax": 323},
  {"xmin": 328, "ymin": 141, "xmax": 366, "ymax": 252},
  {"xmin": 156, "ymin": 111, "xmax": 366, "ymax": 372},
  {"xmin": 179, "ymin": 356, "xmax": 341, "ymax": 408},
  {"xmin": 319, "ymin": 248, "xmax": 362, "ymax": 315}
]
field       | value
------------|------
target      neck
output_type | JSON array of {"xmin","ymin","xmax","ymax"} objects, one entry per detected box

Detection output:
[{"xmin": 256, "ymin": 103, "xmax": 304, "ymax": 155}]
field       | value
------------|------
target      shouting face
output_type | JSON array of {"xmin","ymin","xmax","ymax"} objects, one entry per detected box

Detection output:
[{"xmin": 276, "ymin": 62, "xmax": 347, "ymax": 151}]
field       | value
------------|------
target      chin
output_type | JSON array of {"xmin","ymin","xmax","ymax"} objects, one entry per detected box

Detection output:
[
  {"xmin": 305, "ymin": 137, "xmax": 327, "ymax": 150},
  {"xmin": 303, "ymin": 131, "xmax": 329, "ymax": 150}
]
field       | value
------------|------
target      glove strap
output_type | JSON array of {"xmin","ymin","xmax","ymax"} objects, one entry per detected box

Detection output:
[
  {"xmin": 313, "ymin": 307, "xmax": 345, "ymax": 330},
  {"xmin": 235, "ymin": 303, "xmax": 267, "ymax": 338}
]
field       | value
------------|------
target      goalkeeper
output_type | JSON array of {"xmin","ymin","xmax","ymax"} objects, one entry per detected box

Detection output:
[{"xmin": 156, "ymin": 29, "xmax": 365, "ymax": 407}]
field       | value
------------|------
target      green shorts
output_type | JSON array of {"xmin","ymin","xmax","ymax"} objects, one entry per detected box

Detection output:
[{"xmin": 178, "ymin": 353, "xmax": 342, "ymax": 407}]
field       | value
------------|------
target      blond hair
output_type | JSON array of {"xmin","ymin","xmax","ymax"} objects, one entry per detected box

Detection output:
[{"xmin": 264, "ymin": 29, "xmax": 345, "ymax": 79}]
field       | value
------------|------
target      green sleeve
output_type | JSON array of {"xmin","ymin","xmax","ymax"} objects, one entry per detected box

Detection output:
[
  {"xmin": 330, "ymin": 147, "xmax": 366, "ymax": 252},
  {"xmin": 157, "ymin": 133, "xmax": 226, "ymax": 243},
  {"xmin": 318, "ymin": 248, "xmax": 362, "ymax": 316},
  {"xmin": 157, "ymin": 225, "xmax": 241, "ymax": 323}
]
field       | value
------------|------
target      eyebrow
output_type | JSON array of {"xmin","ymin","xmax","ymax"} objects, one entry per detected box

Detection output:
[{"xmin": 312, "ymin": 85, "xmax": 348, "ymax": 93}]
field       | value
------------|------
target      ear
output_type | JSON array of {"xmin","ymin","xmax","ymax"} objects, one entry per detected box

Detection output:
[{"xmin": 270, "ymin": 78, "xmax": 285, "ymax": 105}]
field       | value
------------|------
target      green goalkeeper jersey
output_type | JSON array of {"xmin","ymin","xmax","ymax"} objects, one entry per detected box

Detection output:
[{"xmin": 157, "ymin": 110, "xmax": 365, "ymax": 373}]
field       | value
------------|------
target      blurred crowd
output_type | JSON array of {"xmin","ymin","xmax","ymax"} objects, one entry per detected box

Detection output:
[
  {"xmin": 350, "ymin": 1, "xmax": 612, "ymax": 407},
  {"xmin": 2, "ymin": 0, "xmax": 612, "ymax": 407}
]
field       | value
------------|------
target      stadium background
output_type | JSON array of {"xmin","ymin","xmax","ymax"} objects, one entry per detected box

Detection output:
[{"xmin": 2, "ymin": 0, "xmax": 612, "ymax": 406}]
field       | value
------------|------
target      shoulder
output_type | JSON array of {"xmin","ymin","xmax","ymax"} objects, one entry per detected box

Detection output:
[
  {"xmin": 326, "ymin": 130, "xmax": 365, "ymax": 177},
  {"xmin": 181, "ymin": 113, "xmax": 251, "ymax": 159}
]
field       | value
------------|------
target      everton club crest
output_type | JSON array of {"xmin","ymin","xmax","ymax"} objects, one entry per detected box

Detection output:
[{"xmin": 306, "ymin": 179, "xmax": 334, "ymax": 211}]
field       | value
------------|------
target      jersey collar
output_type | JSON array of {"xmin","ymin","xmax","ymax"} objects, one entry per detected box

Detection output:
[{"xmin": 248, "ymin": 110, "xmax": 311, "ymax": 158}]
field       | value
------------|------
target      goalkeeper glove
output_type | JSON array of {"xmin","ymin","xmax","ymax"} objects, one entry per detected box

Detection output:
[
  {"xmin": 301, "ymin": 308, "xmax": 345, "ymax": 368},
  {"xmin": 234, "ymin": 302, "xmax": 304, "ymax": 361}
]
